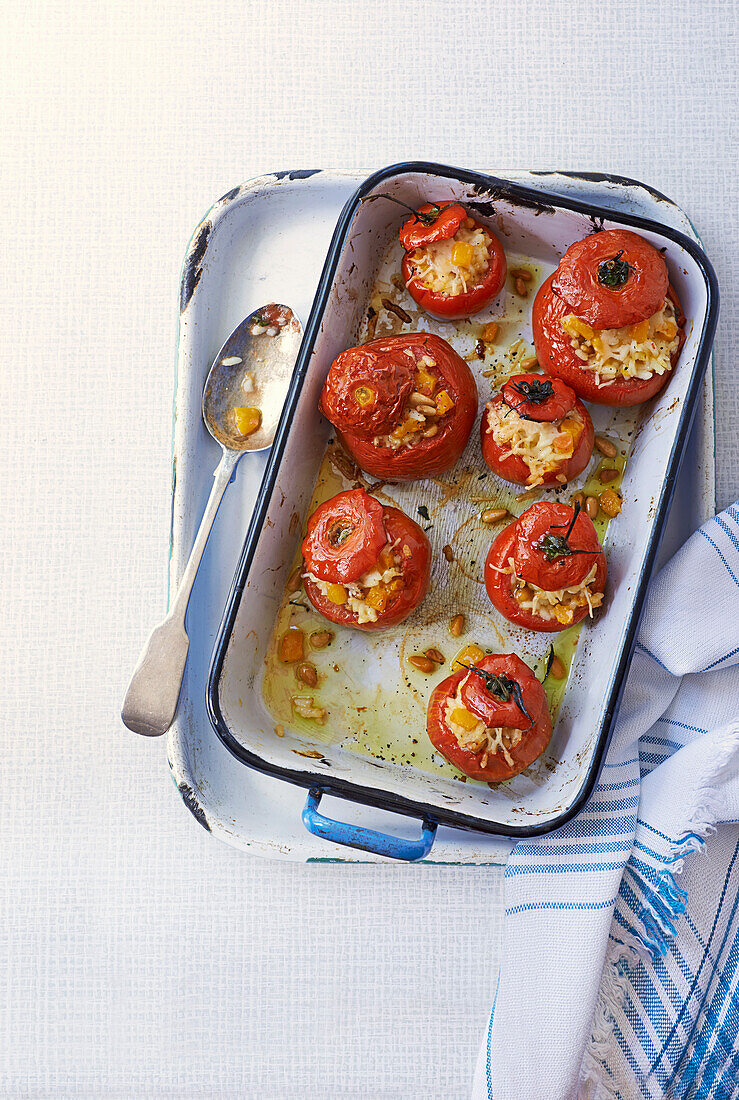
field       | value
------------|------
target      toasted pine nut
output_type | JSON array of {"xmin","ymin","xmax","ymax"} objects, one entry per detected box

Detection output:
[
  {"xmin": 520, "ymin": 355, "xmax": 538, "ymax": 370},
  {"xmin": 570, "ymin": 491, "xmax": 585, "ymax": 510},
  {"xmin": 409, "ymin": 392, "xmax": 433, "ymax": 407},
  {"xmin": 409, "ymin": 655, "xmax": 435, "ymax": 674},
  {"xmin": 481, "ymin": 507, "xmax": 509, "ymax": 524},
  {"xmin": 511, "ymin": 267, "xmax": 532, "ymax": 281},
  {"xmin": 555, "ymin": 473, "xmax": 568, "ymax": 484},
  {"xmin": 296, "ymin": 662, "xmax": 318, "ymax": 687},
  {"xmin": 599, "ymin": 467, "xmax": 619, "ymax": 484},
  {"xmin": 516, "ymin": 488, "xmax": 539, "ymax": 502},
  {"xmin": 442, "ymin": 544, "xmax": 454, "ymax": 562},
  {"xmin": 550, "ymin": 655, "xmax": 566, "ymax": 680},
  {"xmin": 449, "ymin": 614, "xmax": 466, "ymax": 637},
  {"xmin": 585, "ymin": 495, "xmax": 599, "ymax": 520},
  {"xmin": 515, "ymin": 277, "xmax": 529, "ymax": 297},
  {"xmin": 594, "ymin": 435, "xmax": 618, "ymax": 458},
  {"xmin": 424, "ymin": 647, "xmax": 445, "ymax": 664},
  {"xmin": 286, "ymin": 567, "xmax": 302, "ymax": 593},
  {"xmin": 309, "ymin": 630, "xmax": 333, "ymax": 650},
  {"xmin": 422, "ymin": 425, "xmax": 438, "ymax": 438},
  {"xmin": 275, "ymin": 724, "xmax": 285, "ymax": 738}
]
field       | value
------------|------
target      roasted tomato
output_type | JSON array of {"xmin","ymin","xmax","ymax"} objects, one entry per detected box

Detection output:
[
  {"xmin": 398, "ymin": 202, "xmax": 507, "ymax": 319},
  {"xmin": 480, "ymin": 373, "xmax": 594, "ymax": 487},
  {"xmin": 301, "ymin": 488, "xmax": 431, "ymax": 631},
  {"xmin": 319, "ymin": 333, "xmax": 477, "ymax": 481},
  {"xmin": 427, "ymin": 653, "xmax": 552, "ymax": 782},
  {"xmin": 533, "ymin": 231, "xmax": 686, "ymax": 407},
  {"xmin": 485, "ymin": 501, "xmax": 607, "ymax": 632}
]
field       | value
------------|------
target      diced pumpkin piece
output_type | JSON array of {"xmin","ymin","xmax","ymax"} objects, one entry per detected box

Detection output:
[
  {"xmin": 562, "ymin": 315, "xmax": 595, "ymax": 341},
  {"xmin": 435, "ymin": 389, "xmax": 455, "ymax": 416},
  {"xmin": 553, "ymin": 432, "xmax": 575, "ymax": 455},
  {"xmin": 365, "ymin": 585, "xmax": 388, "ymax": 612},
  {"xmin": 233, "ymin": 406, "xmax": 262, "ymax": 436},
  {"xmin": 451, "ymin": 241, "xmax": 474, "ymax": 267},
  {"xmin": 325, "ymin": 583, "xmax": 348, "ymax": 605},
  {"xmin": 414, "ymin": 367, "xmax": 437, "ymax": 396},
  {"xmin": 629, "ymin": 319, "xmax": 650, "ymax": 343},
  {"xmin": 450, "ymin": 707, "xmax": 480, "ymax": 731},
  {"xmin": 451, "ymin": 643, "xmax": 485, "ymax": 673},
  {"xmin": 279, "ymin": 627, "xmax": 304, "ymax": 663}
]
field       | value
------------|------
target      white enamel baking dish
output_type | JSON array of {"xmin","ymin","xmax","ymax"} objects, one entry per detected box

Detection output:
[{"xmin": 206, "ymin": 162, "xmax": 718, "ymax": 859}]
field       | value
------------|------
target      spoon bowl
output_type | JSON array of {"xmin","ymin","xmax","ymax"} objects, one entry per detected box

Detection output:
[{"xmin": 203, "ymin": 304, "xmax": 303, "ymax": 452}]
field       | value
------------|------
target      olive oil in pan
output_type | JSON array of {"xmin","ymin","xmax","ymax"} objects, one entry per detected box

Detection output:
[{"xmin": 260, "ymin": 238, "xmax": 637, "ymax": 788}]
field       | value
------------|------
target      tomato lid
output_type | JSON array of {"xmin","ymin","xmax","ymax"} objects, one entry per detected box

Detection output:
[
  {"xmin": 320, "ymin": 340, "xmax": 416, "ymax": 438},
  {"xmin": 513, "ymin": 502, "xmax": 602, "ymax": 590},
  {"xmin": 552, "ymin": 228, "xmax": 669, "ymax": 328},
  {"xmin": 501, "ymin": 374, "xmax": 576, "ymax": 422},
  {"xmin": 458, "ymin": 653, "xmax": 536, "ymax": 729},
  {"xmin": 302, "ymin": 489, "xmax": 387, "ymax": 583},
  {"xmin": 398, "ymin": 202, "xmax": 467, "ymax": 251}
]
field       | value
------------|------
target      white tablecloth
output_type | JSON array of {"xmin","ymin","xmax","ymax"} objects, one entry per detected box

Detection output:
[{"xmin": 2, "ymin": 1, "xmax": 736, "ymax": 1096}]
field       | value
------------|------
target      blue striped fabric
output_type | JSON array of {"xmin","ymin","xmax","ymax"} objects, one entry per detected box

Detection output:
[{"xmin": 473, "ymin": 505, "xmax": 739, "ymax": 1100}]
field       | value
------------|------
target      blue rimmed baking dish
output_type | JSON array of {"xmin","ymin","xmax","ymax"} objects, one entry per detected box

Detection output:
[{"xmin": 205, "ymin": 161, "xmax": 718, "ymax": 860}]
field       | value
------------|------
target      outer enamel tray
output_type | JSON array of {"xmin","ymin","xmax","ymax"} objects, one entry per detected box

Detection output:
[{"xmin": 168, "ymin": 168, "xmax": 716, "ymax": 863}]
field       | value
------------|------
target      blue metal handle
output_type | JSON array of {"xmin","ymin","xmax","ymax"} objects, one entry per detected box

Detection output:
[{"xmin": 302, "ymin": 789, "xmax": 437, "ymax": 861}]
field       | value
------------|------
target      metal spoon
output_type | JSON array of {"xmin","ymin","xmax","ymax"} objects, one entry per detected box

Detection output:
[{"xmin": 121, "ymin": 304, "xmax": 303, "ymax": 737}]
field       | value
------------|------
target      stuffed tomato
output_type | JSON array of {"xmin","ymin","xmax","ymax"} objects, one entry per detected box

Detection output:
[
  {"xmin": 301, "ymin": 488, "xmax": 430, "ymax": 631},
  {"xmin": 427, "ymin": 652, "xmax": 552, "ymax": 782},
  {"xmin": 319, "ymin": 333, "xmax": 477, "ymax": 481},
  {"xmin": 398, "ymin": 201, "xmax": 506, "ymax": 319},
  {"xmin": 533, "ymin": 229, "xmax": 686, "ymax": 406},
  {"xmin": 480, "ymin": 373, "xmax": 594, "ymax": 487},
  {"xmin": 485, "ymin": 501, "xmax": 606, "ymax": 632}
]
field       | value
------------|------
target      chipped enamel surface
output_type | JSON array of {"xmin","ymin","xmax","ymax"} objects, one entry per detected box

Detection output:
[{"xmin": 167, "ymin": 169, "xmax": 715, "ymax": 862}]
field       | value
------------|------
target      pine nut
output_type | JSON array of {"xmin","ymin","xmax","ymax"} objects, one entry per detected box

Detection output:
[
  {"xmin": 515, "ymin": 278, "xmax": 529, "ymax": 297},
  {"xmin": 296, "ymin": 662, "xmax": 318, "ymax": 687},
  {"xmin": 424, "ymin": 647, "xmax": 445, "ymax": 664},
  {"xmin": 511, "ymin": 268, "xmax": 532, "ymax": 281},
  {"xmin": 555, "ymin": 473, "xmax": 568, "ymax": 484},
  {"xmin": 409, "ymin": 655, "xmax": 435, "ymax": 674},
  {"xmin": 599, "ymin": 467, "xmax": 619, "ymax": 484},
  {"xmin": 570, "ymin": 491, "xmax": 585, "ymax": 510},
  {"xmin": 410, "ymin": 392, "xmax": 433, "ymax": 407},
  {"xmin": 449, "ymin": 614, "xmax": 466, "ymax": 637},
  {"xmin": 594, "ymin": 435, "xmax": 618, "ymax": 458},
  {"xmin": 442, "ymin": 544, "xmax": 454, "ymax": 562},
  {"xmin": 520, "ymin": 355, "xmax": 538, "ymax": 370},
  {"xmin": 585, "ymin": 495, "xmax": 599, "ymax": 520},
  {"xmin": 481, "ymin": 507, "xmax": 509, "ymax": 524},
  {"xmin": 309, "ymin": 630, "xmax": 333, "ymax": 649},
  {"xmin": 286, "ymin": 567, "xmax": 302, "ymax": 593},
  {"xmin": 422, "ymin": 425, "xmax": 439, "ymax": 438}
]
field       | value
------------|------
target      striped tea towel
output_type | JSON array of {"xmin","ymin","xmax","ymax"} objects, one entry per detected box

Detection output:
[{"xmin": 472, "ymin": 503, "xmax": 739, "ymax": 1100}]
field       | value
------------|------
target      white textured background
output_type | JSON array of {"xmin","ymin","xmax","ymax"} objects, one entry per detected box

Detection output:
[{"xmin": 1, "ymin": 1, "xmax": 737, "ymax": 1096}]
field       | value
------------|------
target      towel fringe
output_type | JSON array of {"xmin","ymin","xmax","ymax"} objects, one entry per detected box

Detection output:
[{"xmin": 579, "ymin": 723, "xmax": 739, "ymax": 1095}]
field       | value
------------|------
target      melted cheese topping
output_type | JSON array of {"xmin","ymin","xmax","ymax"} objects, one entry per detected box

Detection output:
[
  {"xmin": 493, "ymin": 557, "xmax": 603, "ymax": 625},
  {"xmin": 485, "ymin": 402, "xmax": 583, "ymax": 486},
  {"xmin": 443, "ymin": 677, "xmax": 522, "ymax": 769},
  {"xmin": 561, "ymin": 297, "xmax": 679, "ymax": 385},
  {"xmin": 304, "ymin": 547, "xmax": 403, "ymax": 624},
  {"xmin": 408, "ymin": 224, "xmax": 491, "ymax": 296}
]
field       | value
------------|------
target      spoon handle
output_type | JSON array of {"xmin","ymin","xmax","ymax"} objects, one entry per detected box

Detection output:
[{"xmin": 121, "ymin": 449, "xmax": 241, "ymax": 736}]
